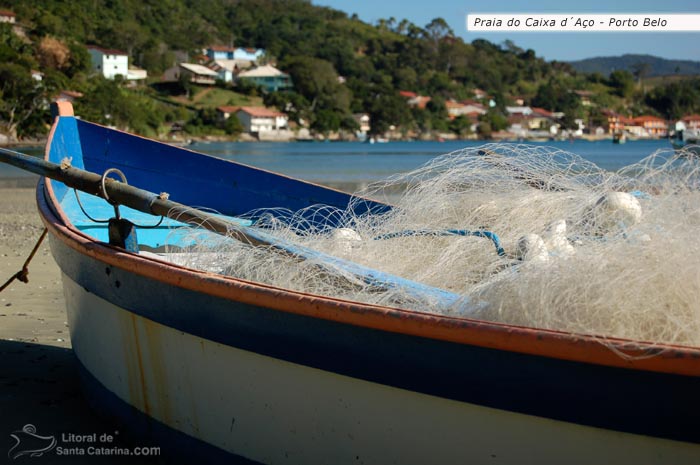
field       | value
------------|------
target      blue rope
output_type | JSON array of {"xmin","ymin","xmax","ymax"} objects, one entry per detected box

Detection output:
[{"xmin": 373, "ymin": 229, "xmax": 506, "ymax": 257}]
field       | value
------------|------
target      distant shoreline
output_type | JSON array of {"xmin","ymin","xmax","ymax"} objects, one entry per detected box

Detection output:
[{"xmin": 3, "ymin": 134, "xmax": 663, "ymax": 152}]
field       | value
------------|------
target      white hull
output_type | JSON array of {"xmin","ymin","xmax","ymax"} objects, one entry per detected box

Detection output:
[{"xmin": 62, "ymin": 273, "xmax": 700, "ymax": 465}]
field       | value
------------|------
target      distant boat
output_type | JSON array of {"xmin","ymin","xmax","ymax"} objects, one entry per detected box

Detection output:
[
  {"xmin": 2, "ymin": 101, "xmax": 699, "ymax": 464},
  {"xmin": 612, "ymin": 132, "xmax": 627, "ymax": 144},
  {"xmin": 672, "ymin": 128, "xmax": 700, "ymax": 155},
  {"xmin": 367, "ymin": 136, "xmax": 389, "ymax": 144}
]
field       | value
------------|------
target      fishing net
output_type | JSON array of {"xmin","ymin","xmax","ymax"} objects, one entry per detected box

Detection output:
[{"xmin": 168, "ymin": 143, "xmax": 700, "ymax": 347}]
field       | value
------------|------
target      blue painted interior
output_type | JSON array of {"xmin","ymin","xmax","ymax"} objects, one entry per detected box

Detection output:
[
  {"xmin": 67, "ymin": 118, "xmax": 388, "ymax": 220},
  {"xmin": 47, "ymin": 116, "xmax": 388, "ymax": 248},
  {"xmin": 62, "ymin": 190, "xmax": 252, "ymax": 248}
]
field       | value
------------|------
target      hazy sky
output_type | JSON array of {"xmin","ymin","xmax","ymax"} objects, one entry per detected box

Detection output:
[{"xmin": 313, "ymin": 0, "xmax": 700, "ymax": 61}]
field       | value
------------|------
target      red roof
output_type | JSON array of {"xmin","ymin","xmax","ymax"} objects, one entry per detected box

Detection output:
[
  {"xmin": 0, "ymin": 10, "xmax": 16, "ymax": 17},
  {"xmin": 399, "ymin": 91, "xmax": 417, "ymax": 98},
  {"xmin": 682, "ymin": 114, "xmax": 700, "ymax": 122},
  {"xmin": 633, "ymin": 115, "xmax": 665, "ymax": 124},
  {"xmin": 217, "ymin": 106, "xmax": 240, "ymax": 114},
  {"xmin": 445, "ymin": 100, "xmax": 465, "ymax": 109},
  {"xmin": 87, "ymin": 45, "xmax": 128, "ymax": 56},
  {"xmin": 411, "ymin": 96, "xmax": 431, "ymax": 110},
  {"xmin": 238, "ymin": 106, "xmax": 285, "ymax": 118},
  {"xmin": 208, "ymin": 45, "xmax": 235, "ymax": 52},
  {"xmin": 459, "ymin": 100, "xmax": 483, "ymax": 107},
  {"xmin": 531, "ymin": 107, "xmax": 553, "ymax": 117}
]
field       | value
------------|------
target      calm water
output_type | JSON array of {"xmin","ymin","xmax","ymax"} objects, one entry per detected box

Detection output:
[
  {"xmin": 1, "ymin": 139, "xmax": 673, "ymax": 189},
  {"xmin": 189, "ymin": 139, "xmax": 672, "ymax": 186}
]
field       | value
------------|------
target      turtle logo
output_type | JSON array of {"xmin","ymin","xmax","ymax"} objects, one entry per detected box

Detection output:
[{"xmin": 7, "ymin": 424, "xmax": 56, "ymax": 460}]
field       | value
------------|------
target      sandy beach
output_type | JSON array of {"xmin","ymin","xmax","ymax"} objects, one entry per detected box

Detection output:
[{"xmin": 0, "ymin": 184, "xmax": 161, "ymax": 463}]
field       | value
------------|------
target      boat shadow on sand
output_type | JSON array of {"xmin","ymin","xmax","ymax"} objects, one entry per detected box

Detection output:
[{"xmin": 0, "ymin": 339, "xmax": 161, "ymax": 464}]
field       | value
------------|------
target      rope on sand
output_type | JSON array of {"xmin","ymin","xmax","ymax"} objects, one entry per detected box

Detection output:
[{"xmin": 0, "ymin": 228, "xmax": 48, "ymax": 293}]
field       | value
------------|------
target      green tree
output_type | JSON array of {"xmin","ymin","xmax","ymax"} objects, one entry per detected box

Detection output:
[
  {"xmin": 608, "ymin": 70, "xmax": 636, "ymax": 99},
  {"xmin": 0, "ymin": 63, "xmax": 53, "ymax": 140},
  {"xmin": 449, "ymin": 115, "xmax": 472, "ymax": 138},
  {"xmin": 223, "ymin": 114, "xmax": 244, "ymax": 135},
  {"xmin": 369, "ymin": 92, "xmax": 411, "ymax": 135},
  {"xmin": 283, "ymin": 56, "xmax": 354, "ymax": 133}
]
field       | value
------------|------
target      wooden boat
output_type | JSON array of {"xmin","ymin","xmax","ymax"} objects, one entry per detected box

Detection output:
[{"xmin": 10, "ymin": 102, "xmax": 700, "ymax": 464}]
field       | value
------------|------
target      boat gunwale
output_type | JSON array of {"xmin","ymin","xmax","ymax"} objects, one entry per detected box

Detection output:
[{"xmin": 39, "ymin": 107, "xmax": 700, "ymax": 378}]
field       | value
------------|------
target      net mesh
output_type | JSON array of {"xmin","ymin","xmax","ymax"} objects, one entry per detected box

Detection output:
[{"xmin": 168, "ymin": 143, "xmax": 700, "ymax": 347}]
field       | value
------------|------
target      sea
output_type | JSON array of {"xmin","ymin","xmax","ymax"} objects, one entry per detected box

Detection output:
[{"xmin": 0, "ymin": 139, "xmax": 674, "ymax": 191}]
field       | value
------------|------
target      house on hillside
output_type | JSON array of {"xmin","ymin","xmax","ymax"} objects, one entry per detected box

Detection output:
[
  {"xmin": 87, "ymin": 46, "xmax": 148, "ymax": 81},
  {"xmin": 209, "ymin": 60, "xmax": 254, "ymax": 83},
  {"xmin": 236, "ymin": 65, "xmax": 292, "ymax": 92},
  {"xmin": 680, "ymin": 114, "xmax": 700, "ymax": 130},
  {"xmin": 87, "ymin": 46, "xmax": 129, "ymax": 80},
  {"xmin": 0, "ymin": 9, "xmax": 16, "ymax": 23},
  {"xmin": 445, "ymin": 100, "xmax": 486, "ymax": 118},
  {"xmin": 530, "ymin": 107, "xmax": 557, "ymax": 129},
  {"xmin": 205, "ymin": 46, "xmax": 264, "ymax": 63},
  {"xmin": 573, "ymin": 90, "xmax": 594, "ymax": 107},
  {"xmin": 507, "ymin": 106, "xmax": 560, "ymax": 138},
  {"xmin": 472, "ymin": 88, "xmax": 488, "ymax": 100},
  {"xmin": 505, "ymin": 106, "xmax": 533, "ymax": 117},
  {"xmin": 602, "ymin": 109, "xmax": 625, "ymax": 135},
  {"xmin": 631, "ymin": 115, "xmax": 668, "ymax": 138},
  {"xmin": 174, "ymin": 63, "xmax": 219, "ymax": 85},
  {"xmin": 235, "ymin": 107, "xmax": 288, "ymax": 133}
]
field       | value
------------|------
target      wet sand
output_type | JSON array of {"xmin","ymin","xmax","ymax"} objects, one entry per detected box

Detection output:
[{"xmin": 0, "ymin": 186, "xmax": 161, "ymax": 463}]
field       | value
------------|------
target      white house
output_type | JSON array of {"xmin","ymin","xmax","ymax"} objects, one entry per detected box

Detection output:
[
  {"xmin": 0, "ymin": 9, "xmax": 16, "ymax": 23},
  {"xmin": 87, "ymin": 46, "xmax": 129, "ymax": 80},
  {"xmin": 235, "ymin": 107, "xmax": 288, "ymax": 133}
]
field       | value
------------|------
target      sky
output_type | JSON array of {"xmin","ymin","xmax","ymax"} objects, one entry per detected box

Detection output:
[{"xmin": 314, "ymin": 0, "xmax": 700, "ymax": 62}]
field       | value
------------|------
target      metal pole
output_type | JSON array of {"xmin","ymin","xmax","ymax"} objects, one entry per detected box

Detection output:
[{"xmin": 0, "ymin": 146, "xmax": 468, "ymax": 310}]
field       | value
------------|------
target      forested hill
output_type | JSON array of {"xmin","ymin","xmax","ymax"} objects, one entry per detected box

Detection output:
[
  {"xmin": 2, "ymin": 0, "xmax": 700, "ymax": 141},
  {"xmin": 3, "ymin": 0, "xmax": 563, "ymax": 91},
  {"xmin": 568, "ymin": 54, "xmax": 700, "ymax": 77}
]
